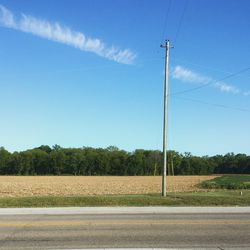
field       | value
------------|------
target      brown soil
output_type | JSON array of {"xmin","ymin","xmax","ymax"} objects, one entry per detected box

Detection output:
[{"xmin": 0, "ymin": 176, "xmax": 216, "ymax": 197}]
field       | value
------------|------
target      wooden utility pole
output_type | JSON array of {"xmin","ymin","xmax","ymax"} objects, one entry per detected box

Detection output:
[{"xmin": 160, "ymin": 40, "xmax": 171, "ymax": 197}]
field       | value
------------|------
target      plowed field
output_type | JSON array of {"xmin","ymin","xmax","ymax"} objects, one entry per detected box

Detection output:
[{"xmin": 0, "ymin": 176, "xmax": 217, "ymax": 197}]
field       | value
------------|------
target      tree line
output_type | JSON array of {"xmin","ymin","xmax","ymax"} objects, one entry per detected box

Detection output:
[{"xmin": 0, "ymin": 145, "xmax": 249, "ymax": 175}]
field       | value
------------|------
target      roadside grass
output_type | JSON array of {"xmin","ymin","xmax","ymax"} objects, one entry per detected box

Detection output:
[
  {"xmin": 1, "ymin": 191, "xmax": 250, "ymax": 207},
  {"xmin": 200, "ymin": 175, "xmax": 250, "ymax": 190}
]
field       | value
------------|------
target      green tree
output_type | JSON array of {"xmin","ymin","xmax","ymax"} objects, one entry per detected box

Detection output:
[{"xmin": 0, "ymin": 147, "xmax": 11, "ymax": 174}]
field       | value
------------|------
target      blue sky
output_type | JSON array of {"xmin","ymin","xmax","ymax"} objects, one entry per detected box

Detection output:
[{"xmin": 0, "ymin": 0, "xmax": 250, "ymax": 156}]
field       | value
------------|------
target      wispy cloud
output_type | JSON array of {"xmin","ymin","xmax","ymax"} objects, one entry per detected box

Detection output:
[
  {"xmin": 172, "ymin": 65, "xmax": 211, "ymax": 84},
  {"xmin": 214, "ymin": 82, "xmax": 240, "ymax": 94},
  {"xmin": 0, "ymin": 5, "xmax": 136, "ymax": 64},
  {"xmin": 171, "ymin": 65, "xmax": 247, "ymax": 95}
]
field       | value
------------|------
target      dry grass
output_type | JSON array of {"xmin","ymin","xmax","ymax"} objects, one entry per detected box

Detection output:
[{"xmin": 0, "ymin": 176, "xmax": 216, "ymax": 197}]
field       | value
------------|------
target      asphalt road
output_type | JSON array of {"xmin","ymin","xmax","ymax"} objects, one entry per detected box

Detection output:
[{"xmin": 0, "ymin": 209, "xmax": 250, "ymax": 249}]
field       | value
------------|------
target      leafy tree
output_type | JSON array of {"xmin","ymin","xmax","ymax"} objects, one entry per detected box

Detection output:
[
  {"xmin": 0, "ymin": 147, "xmax": 11, "ymax": 174},
  {"xmin": 29, "ymin": 149, "xmax": 50, "ymax": 175},
  {"xmin": 50, "ymin": 150, "xmax": 65, "ymax": 175},
  {"xmin": 6, "ymin": 152, "xmax": 21, "ymax": 175},
  {"xmin": 0, "ymin": 145, "xmax": 249, "ymax": 176},
  {"xmin": 19, "ymin": 151, "xmax": 34, "ymax": 175},
  {"xmin": 36, "ymin": 145, "xmax": 52, "ymax": 154}
]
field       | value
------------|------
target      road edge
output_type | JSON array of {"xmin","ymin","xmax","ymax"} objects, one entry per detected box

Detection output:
[{"xmin": 1, "ymin": 206, "xmax": 250, "ymax": 215}]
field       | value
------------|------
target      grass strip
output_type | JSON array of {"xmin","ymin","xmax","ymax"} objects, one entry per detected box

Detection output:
[{"xmin": 0, "ymin": 191, "xmax": 250, "ymax": 207}]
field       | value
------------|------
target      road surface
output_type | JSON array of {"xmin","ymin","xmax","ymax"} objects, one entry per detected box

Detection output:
[{"xmin": 0, "ymin": 207, "xmax": 249, "ymax": 249}]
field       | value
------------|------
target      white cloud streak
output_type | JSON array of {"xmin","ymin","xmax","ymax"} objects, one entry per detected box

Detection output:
[
  {"xmin": 0, "ymin": 5, "xmax": 136, "ymax": 64},
  {"xmin": 172, "ymin": 65, "xmax": 211, "ymax": 84},
  {"xmin": 214, "ymin": 82, "xmax": 240, "ymax": 94},
  {"xmin": 172, "ymin": 65, "xmax": 248, "ymax": 95}
]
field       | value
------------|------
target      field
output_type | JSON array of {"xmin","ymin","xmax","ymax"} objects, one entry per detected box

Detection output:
[
  {"xmin": 0, "ymin": 176, "xmax": 216, "ymax": 197},
  {"xmin": 200, "ymin": 175, "xmax": 250, "ymax": 190}
]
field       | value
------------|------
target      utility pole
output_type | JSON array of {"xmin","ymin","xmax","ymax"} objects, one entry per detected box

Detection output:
[{"xmin": 160, "ymin": 39, "xmax": 171, "ymax": 197}]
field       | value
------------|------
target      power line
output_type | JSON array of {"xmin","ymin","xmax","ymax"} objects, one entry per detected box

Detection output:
[
  {"xmin": 170, "ymin": 66, "xmax": 250, "ymax": 96},
  {"xmin": 173, "ymin": 0, "xmax": 189, "ymax": 45},
  {"xmin": 172, "ymin": 57, "xmax": 250, "ymax": 79},
  {"xmin": 160, "ymin": 0, "xmax": 172, "ymax": 43},
  {"xmin": 172, "ymin": 58, "xmax": 233, "ymax": 75},
  {"xmin": 173, "ymin": 96, "xmax": 250, "ymax": 113}
]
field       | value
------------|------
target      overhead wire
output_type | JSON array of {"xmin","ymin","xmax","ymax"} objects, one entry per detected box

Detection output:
[
  {"xmin": 173, "ymin": 0, "xmax": 189, "ymax": 45},
  {"xmin": 172, "ymin": 96, "xmax": 250, "ymax": 113},
  {"xmin": 160, "ymin": 0, "xmax": 172, "ymax": 43},
  {"xmin": 160, "ymin": 0, "xmax": 189, "ymax": 182},
  {"xmin": 172, "ymin": 58, "xmax": 233, "ymax": 75},
  {"xmin": 170, "ymin": 66, "xmax": 250, "ymax": 96},
  {"xmin": 172, "ymin": 57, "xmax": 250, "ymax": 79},
  {"xmin": 158, "ymin": 0, "xmax": 249, "ymax": 163}
]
